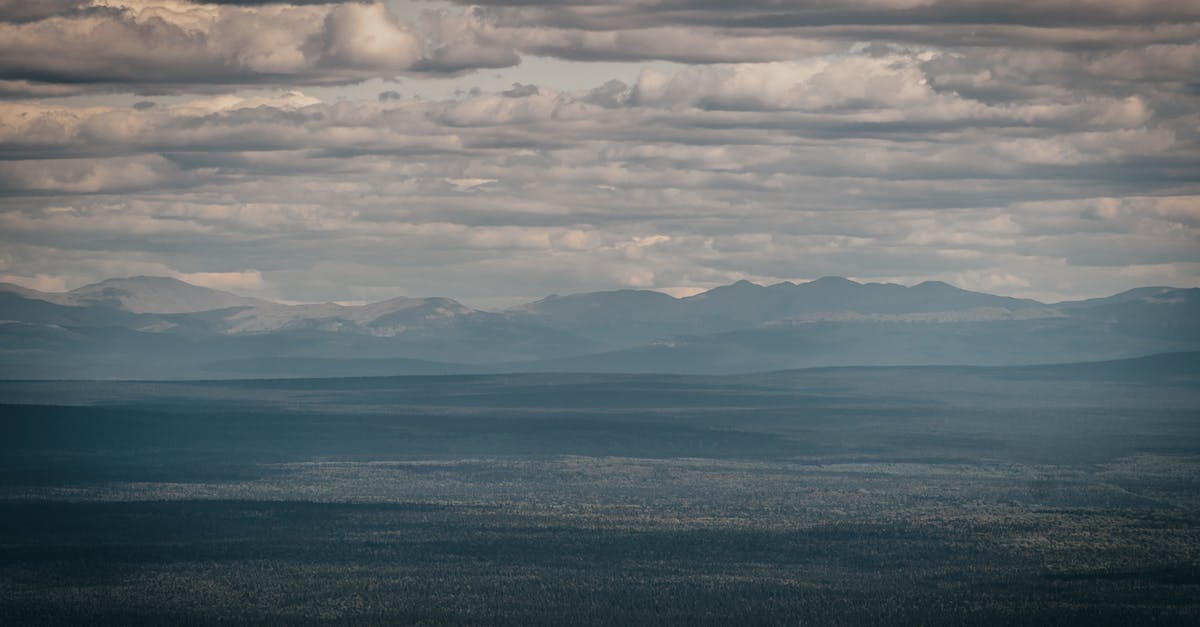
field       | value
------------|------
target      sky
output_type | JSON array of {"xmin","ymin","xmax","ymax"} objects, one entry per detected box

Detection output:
[{"xmin": 0, "ymin": 0, "xmax": 1197, "ymax": 308}]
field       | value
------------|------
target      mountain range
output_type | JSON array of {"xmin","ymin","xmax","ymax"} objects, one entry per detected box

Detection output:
[{"xmin": 1, "ymin": 275, "xmax": 1197, "ymax": 379}]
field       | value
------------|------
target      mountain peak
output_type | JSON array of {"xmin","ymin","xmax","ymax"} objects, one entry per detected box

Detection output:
[
  {"xmin": 69, "ymin": 275, "xmax": 266, "ymax": 314},
  {"xmin": 80, "ymin": 275, "xmax": 189, "ymax": 288},
  {"xmin": 685, "ymin": 279, "xmax": 763, "ymax": 301},
  {"xmin": 807, "ymin": 276, "xmax": 859, "ymax": 287}
]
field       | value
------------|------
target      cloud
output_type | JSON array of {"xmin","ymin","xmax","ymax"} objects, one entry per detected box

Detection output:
[
  {"xmin": 0, "ymin": 154, "xmax": 195, "ymax": 194},
  {"xmin": 496, "ymin": 24, "xmax": 838, "ymax": 64},
  {"xmin": 0, "ymin": 1, "xmax": 521, "ymax": 96},
  {"xmin": 462, "ymin": 1, "xmax": 1200, "ymax": 30},
  {"xmin": 0, "ymin": 0, "xmax": 91, "ymax": 23},
  {"xmin": 0, "ymin": 2, "xmax": 1196, "ymax": 303},
  {"xmin": 317, "ymin": 2, "xmax": 421, "ymax": 70},
  {"xmin": 176, "ymin": 269, "xmax": 266, "ymax": 291},
  {"xmin": 451, "ymin": 0, "xmax": 1200, "ymax": 73},
  {"xmin": 629, "ymin": 56, "xmax": 949, "ymax": 111},
  {"xmin": 3, "ymin": 0, "xmax": 1195, "ymax": 98},
  {"xmin": 0, "ymin": 273, "xmax": 69, "ymax": 292}
]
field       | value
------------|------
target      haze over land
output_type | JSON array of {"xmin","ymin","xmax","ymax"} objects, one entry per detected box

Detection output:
[{"xmin": 2, "ymin": 275, "xmax": 1197, "ymax": 378}]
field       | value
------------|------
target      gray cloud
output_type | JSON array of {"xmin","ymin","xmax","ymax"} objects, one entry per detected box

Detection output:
[
  {"xmin": 198, "ymin": 1, "xmax": 367, "ymax": 5},
  {"xmin": 0, "ymin": 1, "xmax": 520, "ymax": 96},
  {"xmin": 454, "ymin": 0, "xmax": 1200, "ymax": 63},
  {"xmin": 0, "ymin": 0, "xmax": 371, "ymax": 24},
  {"xmin": 0, "ymin": 1, "xmax": 1196, "ymax": 304},
  {"xmin": 0, "ymin": 0, "xmax": 104, "ymax": 23},
  {"xmin": 1, "ymin": 48, "xmax": 1196, "ymax": 302},
  {"xmin": 461, "ymin": 1, "xmax": 1200, "ymax": 29},
  {"xmin": 0, "ymin": 1, "xmax": 1196, "ymax": 99}
]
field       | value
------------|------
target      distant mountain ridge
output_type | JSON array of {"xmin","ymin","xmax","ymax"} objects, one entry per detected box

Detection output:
[
  {"xmin": 506, "ymin": 276, "xmax": 1050, "ymax": 345},
  {"xmin": 0, "ymin": 276, "xmax": 269, "ymax": 314},
  {"xmin": 65, "ymin": 276, "xmax": 270, "ymax": 314},
  {"xmin": 1, "ymin": 276, "xmax": 1197, "ymax": 379}
]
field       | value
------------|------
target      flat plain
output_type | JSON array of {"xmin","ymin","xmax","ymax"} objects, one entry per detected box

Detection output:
[{"xmin": 2, "ymin": 354, "xmax": 1199, "ymax": 624}]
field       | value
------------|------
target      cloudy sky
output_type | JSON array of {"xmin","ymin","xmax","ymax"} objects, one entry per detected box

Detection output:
[{"xmin": 1, "ymin": 0, "xmax": 1197, "ymax": 307}]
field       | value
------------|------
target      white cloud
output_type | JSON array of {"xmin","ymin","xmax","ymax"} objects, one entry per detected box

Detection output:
[
  {"xmin": 176, "ymin": 270, "xmax": 267, "ymax": 292},
  {"xmin": 0, "ymin": 2, "xmax": 1196, "ymax": 303},
  {"xmin": 319, "ymin": 2, "xmax": 421, "ymax": 71},
  {"xmin": 0, "ymin": 1, "xmax": 522, "ymax": 95},
  {"xmin": 445, "ymin": 177, "xmax": 498, "ymax": 190}
]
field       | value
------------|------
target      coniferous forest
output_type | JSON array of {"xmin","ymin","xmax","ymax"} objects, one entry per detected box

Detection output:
[{"xmin": 3, "ymin": 355, "xmax": 1199, "ymax": 624}]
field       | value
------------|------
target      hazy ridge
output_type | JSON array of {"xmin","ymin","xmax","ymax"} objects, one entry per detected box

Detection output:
[{"xmin": 1, "ymin": 276, "xmax": 1197, "ymax": 379}]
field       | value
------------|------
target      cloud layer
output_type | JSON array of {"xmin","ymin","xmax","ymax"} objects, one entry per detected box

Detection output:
[
  {"xmin": 0, "ymin": 1, "xmax": 520, "ymax": 96},
  {"xmin": 0, "ymin": 0, "xmax": 1196, "ymax": 305}
]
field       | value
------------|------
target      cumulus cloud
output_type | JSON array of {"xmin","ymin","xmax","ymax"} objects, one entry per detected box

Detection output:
[
  {"xmin": 0, "ymin": 71, "xmax": 1193, "ymax": 301},
  {"xmin": 317, "ymin": 2, "xmax": 422, "ymax": 70},
  {"xmin": 629, "ymin": 56, "xmax": 950, "ymax": 111},
  {"xmin": 0, "ymin": 1, "xmax": 520, "ymax": 96},
  {"xmin": 3, "ymin": 0, "xmax": 1195, "ymax": 97},
  {"xmin": 0, "ymin": 1, "xmax": 1196, "ymax": 302}
]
